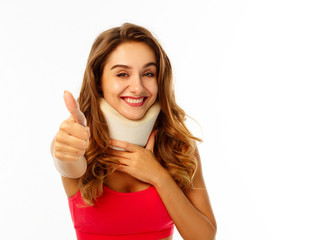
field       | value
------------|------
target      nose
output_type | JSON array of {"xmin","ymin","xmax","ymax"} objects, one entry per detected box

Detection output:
[{"xmin": 128, "ymin": 74, "xmax": 144, "ymax": 94}]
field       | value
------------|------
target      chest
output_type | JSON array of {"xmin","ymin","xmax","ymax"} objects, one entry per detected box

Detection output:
[
  {"xmin": 103, "ymin": 170, "xmax": 152, "ymax": 193},
  {"xmin": 69, "ymin": 184, "xmax": 174, "ymax": 237}
]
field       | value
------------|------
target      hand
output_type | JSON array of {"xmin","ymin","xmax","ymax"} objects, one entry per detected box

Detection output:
[
  {"xmin": 54, "ymin": 91, "xmax": 90, "ymax": 162},
  {"xmin": 109, "ymin": 130, "xmax": 168, "ymax": 185}
]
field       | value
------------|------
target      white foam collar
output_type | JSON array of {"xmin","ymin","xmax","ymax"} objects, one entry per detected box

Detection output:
[{"xmin": 99, "ymin": 98, "xmax": 161, "ymax": 149}]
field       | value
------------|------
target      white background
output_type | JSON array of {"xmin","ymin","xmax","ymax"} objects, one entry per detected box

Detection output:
[{"xmin": 0, "ymin": 0, "xmax": 331, "ymax": 239}]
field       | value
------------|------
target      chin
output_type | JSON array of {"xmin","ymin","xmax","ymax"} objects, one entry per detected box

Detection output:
[{"xmin": 123, "ymin": 111, "xmax": 146, "ymax": 120}]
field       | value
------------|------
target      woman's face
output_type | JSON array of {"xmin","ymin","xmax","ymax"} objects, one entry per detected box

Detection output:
[{"xmin": 101, "ymin": 41, "xmax": 158, "ymax": 120}]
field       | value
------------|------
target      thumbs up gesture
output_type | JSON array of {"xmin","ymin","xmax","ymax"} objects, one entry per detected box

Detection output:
[
  {"xmin": 53, "ymin": 91, "xmax": 90, "ymax": 163},
  {"xmin": 63, "ymin": 90, "xmax": 87, "ymax": 127}
]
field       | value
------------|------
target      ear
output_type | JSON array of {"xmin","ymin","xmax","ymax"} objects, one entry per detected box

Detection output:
[{"xmin": 145, "ymin": 130, "xmax": 158, "ymax": 152}]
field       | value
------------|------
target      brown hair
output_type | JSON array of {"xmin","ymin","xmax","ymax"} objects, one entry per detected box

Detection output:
[{"xmin": 77, "ymin": 23, "xmax": 201, "ymax": 206}]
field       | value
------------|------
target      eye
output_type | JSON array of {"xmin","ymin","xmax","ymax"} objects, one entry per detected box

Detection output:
[
  {"xmin": 143, "ymin": 72, "xmax": 155, "ymax": 77},
  {"xmin": 116, "ymin": 72, "xmax": 129, "ymax": 78}
]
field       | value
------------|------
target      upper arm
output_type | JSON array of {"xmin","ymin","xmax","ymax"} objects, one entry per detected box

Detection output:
[{"xmin": 184, "ymin": 148, "xmax": 217, "ymax": 229}]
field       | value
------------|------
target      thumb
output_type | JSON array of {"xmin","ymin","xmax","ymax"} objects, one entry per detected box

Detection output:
[
  {"xmin": 145, "ymin": 129, "xmax": 157, "ymax": 152},
  {"xmin": 63, "ymin": 90, "xmax": 87, "ymax": 126}
]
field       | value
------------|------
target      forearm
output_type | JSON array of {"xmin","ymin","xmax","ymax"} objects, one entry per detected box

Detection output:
[
  {"xmin": 51, "ymin": 137, "xmax": 87, "ymax": 178},
  {"xmin": 153, "ymin": 171, "xmax": 216, "ymax": 240}
]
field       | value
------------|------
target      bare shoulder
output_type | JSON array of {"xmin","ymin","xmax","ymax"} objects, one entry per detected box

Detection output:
[
  {"xmin": 61, "ymin": 176, "xmax": 80, "ymax": 197},
  {"xmin": 184, "ymin": 147, "xmax": 217, "ymax": 228}
]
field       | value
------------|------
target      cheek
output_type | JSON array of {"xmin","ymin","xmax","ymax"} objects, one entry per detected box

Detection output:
[
  {"xmin": 147, "ymin": 80, "xmax": 158, "ymax": 97},
  {"xmin": 103, "ymin": 80, "xmax": 126, "ymax": 97}
]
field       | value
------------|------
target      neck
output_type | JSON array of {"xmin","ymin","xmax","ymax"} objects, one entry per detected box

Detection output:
[{"xmin": 99, "ymin": 98, "xmax": 160, "ymax": 148}]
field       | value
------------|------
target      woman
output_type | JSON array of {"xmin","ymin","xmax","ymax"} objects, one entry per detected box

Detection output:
[{"xmin": 51, "ymin": 23, "xmax": 217, "ymax": 240}]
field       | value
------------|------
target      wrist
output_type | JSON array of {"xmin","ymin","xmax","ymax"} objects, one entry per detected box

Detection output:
[{"xmin": 152, "ymin": 167, "xmax": 172, "ymax": 189}]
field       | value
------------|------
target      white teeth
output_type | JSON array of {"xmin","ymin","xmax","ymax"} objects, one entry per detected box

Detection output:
[{"xmin": 124, "ymin": 97, "xmax": 144, "ymax": 103}]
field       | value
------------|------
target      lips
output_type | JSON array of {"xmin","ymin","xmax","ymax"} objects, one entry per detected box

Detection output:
[{"xmin": 121, "ymin": 96, "xmax": 147, "ymax": 107}]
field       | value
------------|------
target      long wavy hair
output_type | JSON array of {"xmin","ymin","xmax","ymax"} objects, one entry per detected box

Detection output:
[{"xmin": 77, "ymin": 23, "xmax": 201, "ymax": 206}]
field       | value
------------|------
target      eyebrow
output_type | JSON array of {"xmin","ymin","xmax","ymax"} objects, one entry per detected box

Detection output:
[{"xmin": 110, "ymin": 62, "xmax": 157, "ymax": 70}]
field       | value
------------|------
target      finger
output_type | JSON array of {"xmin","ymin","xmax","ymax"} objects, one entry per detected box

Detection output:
[
  {"xmin": 63, "ymin": 90, "xmax": 87, "ymax": 126},
  {"xmin": 110, "ymin": 156, "xmax": 131, "ymax": 166},
  {"xmin": 145, "ymin": 129, "xmax": 157, "ymax": 152},
  {"xmin": 60, "ymin": 119, "xmax": 90, "ymax": 140},
  {"xmin": 54, "ymin": 142, "xmax": 85, "ymax": 157},
  {"xmin": 109, "ymin": 149, "xmax": 131, "ymax": 159},
  {"xmin": 116, "ymin": 165, "xmax": 129, "ymax": 174},
  {"xmin": 54, "ymin": 151, "xmax": 80, "ymax": 162},
  {"xmin": 56, "ymin": 132, "xmax": 88, "ymax": 150},
  {"xmin": 109, "ymin": 139, "xmax": 138, "ymax": 152}
]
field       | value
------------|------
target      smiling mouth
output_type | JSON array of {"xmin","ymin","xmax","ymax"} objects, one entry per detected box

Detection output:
[{"xmin": 121, "ymin": 96, "xmax": 148, "ymax": 106}]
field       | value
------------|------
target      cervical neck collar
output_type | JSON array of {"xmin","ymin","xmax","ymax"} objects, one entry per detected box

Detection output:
[{"xmin": 99, "ymin": 98, "xmax": 161, "ymax": 149}]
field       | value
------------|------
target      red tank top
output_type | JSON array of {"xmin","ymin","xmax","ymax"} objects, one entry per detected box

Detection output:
[{"xmin": 68, "ymin": 185, "xmax": 174, "ymax": 240}]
